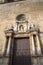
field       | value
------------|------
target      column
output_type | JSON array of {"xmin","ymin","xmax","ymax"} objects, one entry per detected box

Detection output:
[
  {"xmin": 7, "ymin": 37, "xmax": 11, "ymax": 55},
  {"xmin": 8, "ymin": 35, "xmax": 14, "ymax": 65},
  {"xmin": 30, "ymin": 35, "xmax": 35, "ymax": 55},
  {"xmin": 3, "ymin": 37, "xmax": 9, "ymax": 56},
  {"xmin": 36, "ymin": 35, "xmax": 41, "ymax": 55}
]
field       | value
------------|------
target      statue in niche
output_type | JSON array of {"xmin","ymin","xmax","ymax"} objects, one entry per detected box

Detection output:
[{"xmin": 19, "ymin": 25, "xmax": 24, "ymax": 31}]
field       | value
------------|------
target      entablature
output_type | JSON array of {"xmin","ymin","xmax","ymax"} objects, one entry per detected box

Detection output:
[{"xmin": 4, "ymin": 23, "xmax": 39, "ymax": 37}]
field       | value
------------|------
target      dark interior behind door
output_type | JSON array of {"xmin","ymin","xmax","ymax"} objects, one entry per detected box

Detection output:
[{"xmin": 12, "ymin": 37, "xmax": 31, "ymax": 65}]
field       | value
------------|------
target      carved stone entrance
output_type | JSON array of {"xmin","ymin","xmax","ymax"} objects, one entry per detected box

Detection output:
[
  {"xmin": 12, "ymin": 37, "xmax": 31, "ymax": 65},
  {"xmin": 4, "ymin": 22, "xmax": 42, "ymax": 65}
]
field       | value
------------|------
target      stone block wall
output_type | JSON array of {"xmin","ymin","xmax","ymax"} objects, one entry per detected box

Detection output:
[{"xmin": 0, "ymin": 2, "xmax": 43, "ymax": 65}]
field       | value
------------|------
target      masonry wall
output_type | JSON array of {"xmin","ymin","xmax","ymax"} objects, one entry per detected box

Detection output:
[{"xmin": 0, "ymin": 1, "xmax": 43, "ymax": 55}]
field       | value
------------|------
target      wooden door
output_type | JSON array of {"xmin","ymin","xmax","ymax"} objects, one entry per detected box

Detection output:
[{"xmin": 12, "ymin": 37, "xmax": 31, "ymax": 65}]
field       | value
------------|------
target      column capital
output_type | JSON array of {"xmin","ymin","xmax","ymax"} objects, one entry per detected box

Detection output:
[
  {"xmin": 29, "ymin": 31, "xmax": 38, "ymax": 37},
  {"xmin": 4, "ymin": 26, "xmax": 14, "ymax": 37}
]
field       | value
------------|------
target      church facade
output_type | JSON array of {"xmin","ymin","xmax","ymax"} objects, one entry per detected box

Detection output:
[{"xmin": 0, "ymin": 0, "xmax": 43, "ymax": 65}]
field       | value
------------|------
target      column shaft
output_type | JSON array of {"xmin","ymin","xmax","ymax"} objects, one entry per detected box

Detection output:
[
  {"xmin": 36, "ymin": 35, "xmax": 41, "ymax": 55},
  {"xmin": 30, "ymin": 35, "xmax": 35, "ymax": 55},
  {"xmin": 3, "ymin": 37, "xmax": 9, "ymax": 56},
  {"xmin": 7, "ymin": 37, "xmax": 11, "ymax": 55}
]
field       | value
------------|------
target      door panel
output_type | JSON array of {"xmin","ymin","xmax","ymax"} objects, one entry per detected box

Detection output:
[{"xmin": 12, "ymin": 37, "xmax": 31, "ymax": 65}]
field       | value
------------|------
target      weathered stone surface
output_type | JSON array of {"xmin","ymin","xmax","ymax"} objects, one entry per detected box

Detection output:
[
  {"xmin": 0, "ymin": 1, "xmax": 43, "ymax": 54},
  {"xmin": 0, "ymin": 1, "xmax": 43, "ymax": 65}
]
